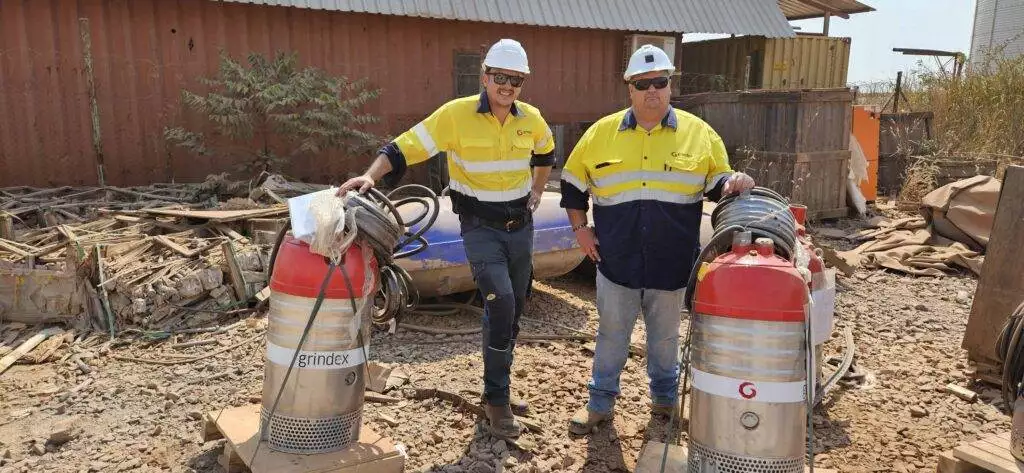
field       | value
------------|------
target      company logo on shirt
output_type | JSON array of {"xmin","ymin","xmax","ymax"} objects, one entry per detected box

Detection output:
[
  {"xmin": 516, "ymin": 129, "xmax": 533, "ymax": 136},
  {"xmin": 670, "ymin": 151, "xmax": 692, "ymax": 158}
]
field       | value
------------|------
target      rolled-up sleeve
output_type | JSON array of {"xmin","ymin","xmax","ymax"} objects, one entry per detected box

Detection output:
[
  {"xmin": 703, "ymin": 127, "xmax": 734, "ymax": 202},
  {"xmin": 559, "ymin": 128, "xmax": 593, "ymax": 211},
  {"xmin": 377, "ymin": 142, "xmax": 407, "ymax": 187}
]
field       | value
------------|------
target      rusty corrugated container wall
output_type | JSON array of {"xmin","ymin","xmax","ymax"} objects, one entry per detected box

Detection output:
[
  {"xmin": 0, "ymin": 0, "xmax": 629, "ymax": 187},
  {"xmin": 678, "ymin": 36, "xmax": 763, "ymax": 94},
  {"xmin": 679, "ymin": 35, "xmax": 850, "ymax": 94}
]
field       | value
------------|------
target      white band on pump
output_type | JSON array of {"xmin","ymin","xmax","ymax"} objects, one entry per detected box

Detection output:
[
  {"xmin": 691, "ymin": 367, "xmax": 806, "ymax": 403},
  {"xmin": 266, "ymin": 342, "xmax": 366, "ymax": 370}
]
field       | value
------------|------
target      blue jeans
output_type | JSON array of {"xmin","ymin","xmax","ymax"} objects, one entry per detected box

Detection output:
[
  {"xmin": 461, "ymin": 216, "xmax": 534, "ymax": 406},
  {"xmin": 588, "ymin": 269, "xmax": 683, "ymax": 414}
]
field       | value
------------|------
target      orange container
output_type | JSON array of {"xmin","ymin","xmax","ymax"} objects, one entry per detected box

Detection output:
[{"xmin": 852, "ymin": 106, "xmax": 880, "ymax": 201}]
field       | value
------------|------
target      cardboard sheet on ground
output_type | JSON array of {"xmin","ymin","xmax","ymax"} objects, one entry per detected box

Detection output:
[
  {"xmin": 836, "ymin": 176, "xmax": 999, "ymax": 276},
  {"xmin": 921, "ymin": 175, "xmax": 1000, "ymax": 251}
]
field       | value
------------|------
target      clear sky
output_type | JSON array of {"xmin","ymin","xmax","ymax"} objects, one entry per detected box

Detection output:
[
  {"xmin": 790, "ymin": 0, "xmax": 977, "ymax": 84},
  {"xmin": 683, "ymin": 1, "xmax": 977, "ymax": 85}
]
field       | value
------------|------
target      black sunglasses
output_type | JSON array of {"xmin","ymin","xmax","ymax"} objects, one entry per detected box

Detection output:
[
  {"xmin": 630, "ymin": 76, "xmax": 670, "ymax": 91},
  {"xmin": 487, "ymin": 72, "xmax": 526, "ymax": 88}
]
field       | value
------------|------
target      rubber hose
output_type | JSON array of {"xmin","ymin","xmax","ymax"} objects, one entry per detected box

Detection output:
[
  {"xmin": 997, "ymin": 301, "xmax": 1024, "ymax": 408},
  {"xmin": 684, "ymin": 187, "xmax": 798, "ymax": 310},
  {"xmin": 711, "ymin": 188, "xmax": 797, "ymax": 260},
  {"xmin": 265, "ymin": 184, "xmax": 440, "ymax": 327}
]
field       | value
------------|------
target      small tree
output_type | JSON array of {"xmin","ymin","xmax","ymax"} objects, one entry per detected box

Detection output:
[{"xmin": 165, "ymin": 51, "xmax": 382, "ymax": 174}]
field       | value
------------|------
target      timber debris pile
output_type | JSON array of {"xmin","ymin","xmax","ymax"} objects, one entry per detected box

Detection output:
[{"xmin": 0, "ymin": 175, "xmax": 325, "ymax": 332}]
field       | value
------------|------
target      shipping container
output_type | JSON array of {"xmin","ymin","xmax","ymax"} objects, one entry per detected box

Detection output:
[{"xmin": 679, "ymin": 35, "xmax": 851, "ymax": 94}]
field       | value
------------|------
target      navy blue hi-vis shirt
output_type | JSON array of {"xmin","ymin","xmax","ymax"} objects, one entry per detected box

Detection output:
[{"xmin": 559, "ymin": 107, "xmax": 734, "ymax": 291}]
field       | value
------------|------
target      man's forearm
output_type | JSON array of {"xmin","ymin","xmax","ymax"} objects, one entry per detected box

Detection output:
[
  {"xmin": 566, "ymin": 209, "xmax": 588, "ymax": 228},
  {"xmin": 531, "ymin": 166, "xmax": 552, "ymax": 194},
  {"xmin": 365, "ymin": 154, "xmax": 394, "ymax": 181}
]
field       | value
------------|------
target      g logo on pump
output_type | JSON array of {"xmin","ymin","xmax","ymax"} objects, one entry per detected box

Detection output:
[{"xmin": 738, "ymin": 382, "xmax": 757, "ymax": 400}]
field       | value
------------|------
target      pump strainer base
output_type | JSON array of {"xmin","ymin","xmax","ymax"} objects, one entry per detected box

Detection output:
[
  {"xmin": 688, "ymin": 442, "xmax": 803, "ymax": 473},
  {"xmin": 260, "ymin": 408, "xmax": 362, "ymax": 454}
]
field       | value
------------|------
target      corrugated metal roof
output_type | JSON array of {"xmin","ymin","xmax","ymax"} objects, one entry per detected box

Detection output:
[
  {"xmin": 778, "ymin": 0, "xmax": 875, "ymax": 20},
  {"xmin": 214, "ymin": 0, "xmax": 797, "ymax": 37}
]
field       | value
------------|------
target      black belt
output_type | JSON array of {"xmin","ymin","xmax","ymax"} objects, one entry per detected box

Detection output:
[{"xmin": 464, "ymin": 213, "xmax": 532, "ymax": 233}]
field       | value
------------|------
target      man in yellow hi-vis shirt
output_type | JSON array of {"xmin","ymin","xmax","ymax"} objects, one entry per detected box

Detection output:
[
  {"xmin": 339, "ymin": 39, "xmax": 555, "ymax": 440},
  {"xmin": 559, "ymin": 44, "xmax": 754, "ymax": 434}
]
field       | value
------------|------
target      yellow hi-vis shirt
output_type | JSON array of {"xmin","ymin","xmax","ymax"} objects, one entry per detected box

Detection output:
[
  {"xmin": 558, "ymin": 107, "xmax": 734, "ymax": 290},
  {"xmin": 390, "ymin": 93, "xmax": 555, "ymax": 220}
]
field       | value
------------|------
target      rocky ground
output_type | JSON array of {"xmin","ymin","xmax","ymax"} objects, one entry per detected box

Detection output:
[{"xmin": 0, "ymin": 218, "xmax": 1005, "ymax": 473}]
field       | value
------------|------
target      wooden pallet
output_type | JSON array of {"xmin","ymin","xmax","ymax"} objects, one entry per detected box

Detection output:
[
  {"xmin": 937, "ymin": 432, "xmax": 1024, "ymax": 473},
  {"xmin": 202, "ymin": 404, "xmax": 404, "ymax": 473}
]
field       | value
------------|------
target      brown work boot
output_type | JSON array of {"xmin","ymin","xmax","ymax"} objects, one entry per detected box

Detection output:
[
  {"xmin": 484, "ymin": 404, "xmax": 523, "ymax": 440},
  {"xmin": 510, "ymin": 394, "xmax": 529, "ymax": 416},
  {"xmin": 482, "ymin": 394, "xmax": 530, "ymax": 416},
  {"xmin": 568, "ymin": 404, "xmax": 614, "ymax": 435},
  {"xmin": 651, "ymin": 400, "xmax": 678, "ymax": 418}
]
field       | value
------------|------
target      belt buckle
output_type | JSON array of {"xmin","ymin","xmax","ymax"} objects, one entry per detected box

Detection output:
[{"xmin": 504, "ymin": 219, "xmax": 519, "ymax": 232}]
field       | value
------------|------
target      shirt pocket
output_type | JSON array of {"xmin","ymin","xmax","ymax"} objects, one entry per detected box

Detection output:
[
  {"xmin": 458, "ymin": 137, "xmax": 494, "ymax": 161},
  {"xmin": 584, "ymin": 158, "xmax": 624, "ymax": 185},
  {"xmin": 510, "ymin": 136, "xmax": 534, "ymax": 159},
  {"xmin": 665, "ymin": 156, "xmax": 708, "ymax": 177}
]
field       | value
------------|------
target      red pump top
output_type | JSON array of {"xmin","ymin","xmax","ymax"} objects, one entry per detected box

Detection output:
[
  {"xmin": 693, "ymin": 238, "xmax": 808, "ymax": 322},
  {"xmin": 270, "ymin": 235, "xmax": 379, "ymax": 299}
]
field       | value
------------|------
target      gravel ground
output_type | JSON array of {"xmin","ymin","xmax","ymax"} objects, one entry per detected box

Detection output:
[{"xmin": 0, "ymin": 220, "xmax": 1005, "ymax": 473}]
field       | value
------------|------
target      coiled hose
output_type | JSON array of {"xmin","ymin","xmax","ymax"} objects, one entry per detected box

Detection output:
[
  {"xmin": 685, "ymin": 187, "xmax": 798, "ymax": 311},
  {"xmin": 265, "ymin": 184, "xmax": 440, "ymax": 327},
  {"xmin": 996, "ymin": 300, "xmax": 1024, "ymax": 409}
]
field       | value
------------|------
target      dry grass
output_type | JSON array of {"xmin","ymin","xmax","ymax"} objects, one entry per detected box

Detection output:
[
  {"xmin": 898, "ymin": 159, "xmax": 939, "ymax": 205},
  {"xmin": 855, "ymin": 52, "xmax": 1024, "ymax": 162},
  {"xmin": 927, "ymin": 56, "xmax": 1024, "ymax": 159}
]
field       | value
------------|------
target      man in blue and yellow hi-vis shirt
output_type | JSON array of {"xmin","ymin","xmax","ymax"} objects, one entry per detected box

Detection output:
[
  {"xmin": 339, "ymin": 39, "xmax": 555, "ymax": 440},
  {"xmin": 559, "ymin": 44, "xmax": 755, "ymax": 435}
]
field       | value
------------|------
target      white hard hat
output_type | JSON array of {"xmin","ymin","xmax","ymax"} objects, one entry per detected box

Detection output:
[
  {"xmin": 483, "ymin": 39, "xmax": 530, "ymax": 74},
  {"xmin": 623, "ymin": 44, "xmax": 675, "ymax": 80}
]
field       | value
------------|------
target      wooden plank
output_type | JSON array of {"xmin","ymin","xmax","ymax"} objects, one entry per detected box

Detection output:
[
  {"xmin": 974, "ymin": 435, "xmax": 1016, "ymax": 461},
  {"xmin": 140, "ymin": 206, "xmax": 287, "ymax": 223},
  {"xmin": 636, "ymin": 442, "xmax": 687, "ymax": 473},
  {"xmin": 219, "ymin": 443, "xmax": 246, "ymax": 473},
  {"xmin": 0, "ymin": 327, "xmax": 64, "ymax": 375},
  {"xmin": 938, "ymin": 449, "xmax": 991, "ymax": 473},
  {"xmin": 952, "ymin": 438, "xmax": 1024, "ymax": 473},
  {"xmin": 206, "ymin": 404, "xmax": 404, "ymax": 473},
  {"xmin": 634, "ymin": 442, "xmax": 835, "ymax": 473},
  {"xmin": 95, "ymin": 245, "xmax": 116, "ymax": 338},
  {"xmin": 964, "ymin": 166, "xmax": 1024, "ymax": 366},
  {"xmin": 0, "ymin": 214, "xmax": 12, "ymax": 240},
  {"xmin": 222, "ymin": 242, "xmax": 248, "ymax": 302},
  {"xmin": 154, "ymin": 235, "xmax": 193, "ymax": 257},
  {"xmin": 0, "ymin": 238, "xmax": 32, "ymax": 257},
  {"xmin": 213, "ymin": 223, "xmax": 251, "ymax": 244}
]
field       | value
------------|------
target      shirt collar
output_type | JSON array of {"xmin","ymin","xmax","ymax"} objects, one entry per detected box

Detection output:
[
  {"xmin": 618, "ymin": 107, "xmax": 677, "ymax": 131},
  {"xmin": 477, "ymin": 92, "xmax": 523, "ymax": 117}
]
